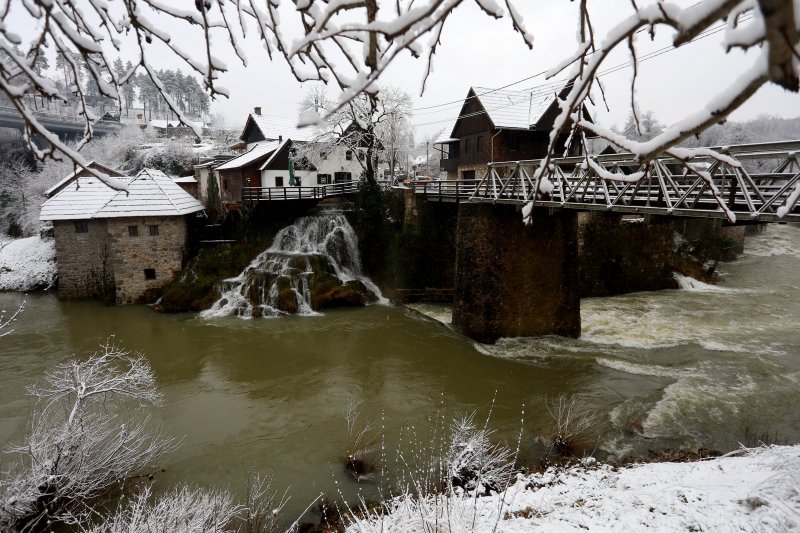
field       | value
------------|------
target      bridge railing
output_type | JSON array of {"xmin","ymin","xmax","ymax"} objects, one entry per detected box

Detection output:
[
  {"xmin": 0, "ymin": 104, "xmax": 123, "ymax": 128},
  {"xmin": 242, "ymin": 181, "xmax": 359, "ymax": 202},
  {"xmin": 410, "ymin": 141, "xmax": 800, "ymax": 222},
  {"xmin": 411, "ymin": 179, "xmax": 483, "ymax": 201}
]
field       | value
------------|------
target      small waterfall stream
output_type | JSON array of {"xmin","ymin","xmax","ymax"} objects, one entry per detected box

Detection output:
[{"xmin": 201, "ymin": 214, "xmax": 386, "ymax": 318}]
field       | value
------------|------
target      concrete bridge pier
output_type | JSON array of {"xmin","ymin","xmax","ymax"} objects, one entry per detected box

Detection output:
[{"xmin": 453, "ymin": 204, "xmax": 580, "ymax": 344}]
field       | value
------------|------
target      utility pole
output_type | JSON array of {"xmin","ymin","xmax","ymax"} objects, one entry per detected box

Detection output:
[{"xmin": 426, "ymin": 141, "xmax": 429, "ymax": 177}]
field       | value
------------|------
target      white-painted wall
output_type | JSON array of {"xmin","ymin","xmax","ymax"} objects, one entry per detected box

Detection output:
[
  {"xmin": 261, "ymin": 169, "xmax": 317, "ymax": 188},
  {"xmin": 314, "ymin": 145, "xmax": 366, "ymax": 181}
]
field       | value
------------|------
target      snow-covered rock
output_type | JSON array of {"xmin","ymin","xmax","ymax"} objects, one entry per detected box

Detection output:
[
  {"xmin": 347, "ymin": 445, "xmax": 800, "ymax": 532},
  {"xmin": 0, "ymin": 236, "xmax": 57, "ymax": 291}
]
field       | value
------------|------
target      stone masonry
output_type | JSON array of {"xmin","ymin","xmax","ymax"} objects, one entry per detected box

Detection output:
[
  {"xmin": 106, "ymin": 216, "xmax": 188, "ymax": 304},
  {"xmin": 53, "ymin": 219, "xmax": 114, "ymax": 299}
]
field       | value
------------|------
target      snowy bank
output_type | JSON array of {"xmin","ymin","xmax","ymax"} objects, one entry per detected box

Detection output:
[
  {"xmin": 346, "ymin": 445, "xmax": 799, "ymax": 532},
  {"xmin": 0, "ymin": 236, "xmax": 57, "ymax": 291}
]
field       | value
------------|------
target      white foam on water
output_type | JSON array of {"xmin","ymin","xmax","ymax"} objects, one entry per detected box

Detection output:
[
  {"xmin": 742, "ymin": 224, "xmax": 800, "ymax": 258},
  {"xmin": 672, "ymin": 272, "xmax": 732, "ymax": 292},
  {"xmin": 639, "ymin": 363, "xmax": 757, "ymax": 439}
]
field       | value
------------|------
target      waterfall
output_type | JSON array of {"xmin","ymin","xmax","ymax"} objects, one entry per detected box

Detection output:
[{"xmin": 201, "ymin": 214, "xmax": 386, "ymax": 318}]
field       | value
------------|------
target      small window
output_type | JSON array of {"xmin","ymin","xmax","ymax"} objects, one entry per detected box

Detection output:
[
  {"xmin": 464, "ymin": 138, "xmax": 471, "ymax": 154},
  {"xmin": 318, "ymin": 174, "xmax": 330, "ymax": 185},
  {"xmin": 75, "ymin": 221, "xmax": 88, "ymax": 233},
  {"xmin": 149, "ymin": 225, "xmax": 159, "ymax": 236},
  {"xmin": 358, "ymin": 151, "xmax": 365, "ymax": 161},
  {"xmin": 144, "ymin": 268, "xmax": 156, "ymax": 280},
  {"xmin": 477, "ymin": 135, "xmax": 484, "ymax": 153},
  {"xmin": 128, "ymin": 225, "xmax": 139, "ymax": 237},
  {"xmin": 345, "ymin": 150, "xmax": 353, "ymax": 161},
  {"xmin": 275, "ymin": 176, "xmax": 284, "ymax": 187},
  {"xmin": 223, "ymin": 179, "xmax": 228, "ymax": 191}
]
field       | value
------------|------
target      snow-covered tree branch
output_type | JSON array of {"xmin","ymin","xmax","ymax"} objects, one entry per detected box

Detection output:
[{"xmin": 2, "ymin": 1, "xmax": 799, "ymax": 212}]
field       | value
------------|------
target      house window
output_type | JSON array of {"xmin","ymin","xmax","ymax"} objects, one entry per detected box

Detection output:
[
  {"xmin": 346, "ymin": 150, "xmax": 353, "ymax": 161},
  {"xmin": 318, "ymin": 174, "xmax": 331, "ymax": 185},
  {"xmin": 275, "ymin": 176, "xmax": 284, "ymax": 187},
  {"xmin": 149, "ymin": 225, "xmax": 159, "ymax": 236},
  {"xmin": 334, "ymin": 172, "xmax": 351, "ymax": 183},
  {"xmin": 223, "ymin": 179, "xmax": 228, "ymax": 191},
  {"xmin": 144, "ymin": 268, "xmax": 156, "ymax": 280},
  {"xmin": 128, "ymin": 225, "xmax": 139, "ymax": 237},
  {"xmin": 464, "ymin": 138, "xmax": 471, "ymax": 154},
  {"xmin": 477, "ymin": 135, "xmax": 484, "ymax": 153},
  {"xmin": 75, "ymin": 221, "xmax": 88, "ymax": 233},
  {"xmin": 358, "ymin": 151, "xmax": 365, "ymax": 161},
  {"xmin": 321, "ymin": 151, "xmax": 328, "ymax": 160}
]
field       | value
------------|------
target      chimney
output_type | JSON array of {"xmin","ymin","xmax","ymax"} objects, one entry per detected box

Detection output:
[
  {"xmin": 279, "ymin": 135, "xmax": 283, "ymax": 143},
  {"xmin": 254, "ymin": 107, "xmax": 262, "ymax": 115}
]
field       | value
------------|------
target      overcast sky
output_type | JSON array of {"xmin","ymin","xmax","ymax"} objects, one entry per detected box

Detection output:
[
  {"xmin": 13, "ymin": 0, "xmax": 800, "ymax": 142},
  {"xmin": 196, "ymin": 0, "xmax": 800, "ymax": 142}
]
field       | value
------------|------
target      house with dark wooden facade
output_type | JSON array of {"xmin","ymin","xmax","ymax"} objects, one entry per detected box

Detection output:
[{"xmin": 434, "ymin": 86, "xmax": 580, "ymax": 180}]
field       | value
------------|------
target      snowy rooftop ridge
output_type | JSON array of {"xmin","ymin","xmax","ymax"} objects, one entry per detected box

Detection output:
[
  {"xmin": 471, "ymin": 86, "xmax": 558, "ymax": 130},
  {"xmin": 40, "ymin": 168, "xmax": 204, "ymax": 221},
  {"xmin": 44, "ymin": 161, "xmax": 126, "ymax": 198},
  {"xmin": 249, "ymin": 114, "xmax": 314, "ymax": 142},
  {"xmin": 216, "ymin": 141, "xmax": 281, "ymax": 171}
]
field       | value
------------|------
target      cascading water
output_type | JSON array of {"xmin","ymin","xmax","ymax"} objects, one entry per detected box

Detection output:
[{"xmin": 201, "ymin": 214, "xmax": 386, "ymax": 318}]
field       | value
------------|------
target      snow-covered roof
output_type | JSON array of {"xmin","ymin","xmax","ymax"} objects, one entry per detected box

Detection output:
[
  {"xmin": 150, "ymin": 119, "xmax": 206, "ymax": 130},
  {"xmin": 217, "ymin": 141, "xmax": 281, "ymax": 171},
  {"xmin": 44, "ymin": 161, "xmax": 125, "ymax": 198},
  {"xmin": 471, "ymin": 86, "xmax": 557, "ymax": 130},
  {"xmin": 173, "ymin": 176, "xmax": 197, "ymax": 183},
  {"xmin": 40, "ymin": 168, "xmax": 204, "ymax": 221},
  {"xmin": 433, "ymin": 121, "xmax": 458, "ymax": 145},
  {"xmin": 248, "ymin": 114, "xmax": 314, "ymax": 142},
  {"xmin": 258, "ymin": 139, "xmax": 291, "ymax": 171}
]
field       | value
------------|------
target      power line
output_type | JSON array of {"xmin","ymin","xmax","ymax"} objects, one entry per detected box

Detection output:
[{"xmin": 411, "ymin": 16, "xmax": 744, "ymax": 129}]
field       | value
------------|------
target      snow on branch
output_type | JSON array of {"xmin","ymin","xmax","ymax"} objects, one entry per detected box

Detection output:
[{"xmin": 2, "ymin": 1, "xmax": 799, "ymax": 212}]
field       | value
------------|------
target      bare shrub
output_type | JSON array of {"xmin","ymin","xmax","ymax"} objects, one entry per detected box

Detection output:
[
  {"xmin": 343, "ymin": 399, "xmax": 380, "ymax": 481},
  {"xmin": 541, "ymin": 394, "xmax": 601, "ymax": 459},
  {"xmin": 0, "ymin": 341, "xmax": 175, "ymax": 531},
  {"xmin": 242, "ymin": 469, "xmax": 289, "ymax": 533},
  {"xmin": 447, "ymin": 413, "xmax": 515, "ymax": 494},
  {"xmin": 85, "ymin": 484, "xmax": 239, "ymax": 533}
]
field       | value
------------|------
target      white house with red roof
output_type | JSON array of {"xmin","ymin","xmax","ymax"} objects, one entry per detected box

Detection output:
[{"xmin": 40, "ymin": 167, "xmax": 204, "ymax": 304}]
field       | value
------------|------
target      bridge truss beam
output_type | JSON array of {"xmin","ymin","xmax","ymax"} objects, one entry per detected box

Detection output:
[{"xmin": 416, "ymin": 140, "xmax": 800, "ymax": 223}]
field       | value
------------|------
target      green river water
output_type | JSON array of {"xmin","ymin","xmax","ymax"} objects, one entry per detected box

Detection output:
[{"xmin": 0, "ymin": 224, "xmax": 799, "ymax": 523}]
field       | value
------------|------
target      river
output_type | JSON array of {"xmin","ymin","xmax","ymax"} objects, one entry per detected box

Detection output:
[{"xmin": 0, "ymin": 223, "xmax": 798, "ymax": 524}]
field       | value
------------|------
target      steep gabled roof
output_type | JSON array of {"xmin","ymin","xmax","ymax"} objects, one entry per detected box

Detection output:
[
  {"xmin": 40, "ymin": 168, "xmax": 204, "ymax": 221},
  {"xmin": 240, "ymin": 113, "xmax": 314, "ymax": 143},
  {"xmin": 44, "ymin": 161, "xmax": 126, "ymax": 198},
  {"xmin": 433, "ymin": 121, "xmax": 458, "ymax": 145},
  {"xmin": 471, "ymin": 86, "xmax": 558, "ymax": 130},
  {"xmin": 216, "ymin": 141, "xmax": 281, "ymax": 171}
]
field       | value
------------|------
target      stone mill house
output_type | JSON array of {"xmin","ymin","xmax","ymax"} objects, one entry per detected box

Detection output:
[{"xmin": 40, "ymin": 164, "xmax": 204, "ymax": 304}]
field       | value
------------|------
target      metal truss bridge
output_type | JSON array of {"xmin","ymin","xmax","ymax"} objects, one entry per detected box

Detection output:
[{"xmin": 412, "ymin": 140, "xmax": 800, "ymax": 223}]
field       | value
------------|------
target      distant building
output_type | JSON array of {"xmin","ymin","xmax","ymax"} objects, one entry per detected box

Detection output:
[
  {"xmin": 209, "ymin": 108, "xmax": 367, "ymax": 207},
  {"xmin": 433, "ymin": 86, "xmax": 582, "ymax": 180},
  {"xmin": 40, "ymin": 167, "xmax": 204, "ymax": 304}
]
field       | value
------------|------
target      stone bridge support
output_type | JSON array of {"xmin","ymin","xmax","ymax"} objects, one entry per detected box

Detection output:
[{"xmin": 453, "ymin": 204, "xmax": 580, "ymax": 343}]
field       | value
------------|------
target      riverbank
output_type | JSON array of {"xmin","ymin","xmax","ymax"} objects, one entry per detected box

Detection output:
[
  {"xmin": 345, "ymin": 444, "xmax": 800, "ymax": 531},
  {"xmin": 0, "ymin": 236, "xmax": 56, "ymax": 291}
]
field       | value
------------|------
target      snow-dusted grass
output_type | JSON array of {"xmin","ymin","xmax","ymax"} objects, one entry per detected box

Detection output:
[
  {"xmin": 346, "ymin": 445, "xmax": 800, "ymax": 532},
  {"xmin": 0, "ymin": 236, "xmax": 56, "ymax": 291}
]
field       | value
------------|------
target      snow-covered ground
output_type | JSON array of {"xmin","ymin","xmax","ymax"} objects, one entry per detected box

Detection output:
[
  {"xmin": 0, "ymin": 236, "xmax": 57, "ymax": 291},
  {"xmin": 347, "ymin": 445, "xmax": 799, "ymax": 532}
]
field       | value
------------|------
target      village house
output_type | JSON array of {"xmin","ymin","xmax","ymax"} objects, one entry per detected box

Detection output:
[
  {"xmin": 40, "ymin": 166, "xmax": 204, "ymax": 304},
  {"xmin": 211, "ymin": 108, "xmax": 367, "ymax": 207},
  {"xmin": 433, "ymin": 86, "xmax": 581, "ymax": 180}
]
